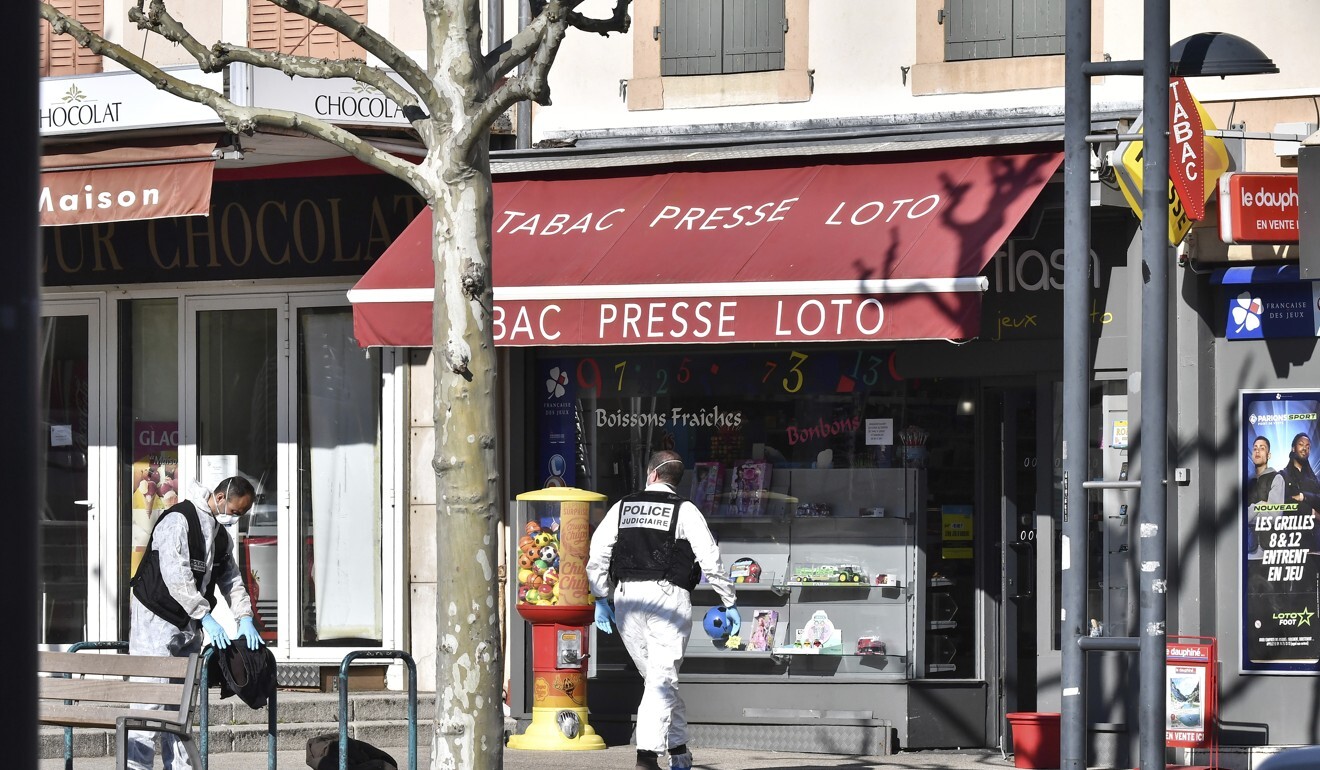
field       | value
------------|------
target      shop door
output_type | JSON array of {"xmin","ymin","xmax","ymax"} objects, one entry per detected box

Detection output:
[
  {"xmin": 39, "ymin": 299, "xmax": 106, "ymax": 646},
  {"xmin": 181, "ymin": 295, "xmax": 386, "ymax": 658},
  {"xmin": 990, "ymin": 388, "xmax": 1041, "ymax": 723}
]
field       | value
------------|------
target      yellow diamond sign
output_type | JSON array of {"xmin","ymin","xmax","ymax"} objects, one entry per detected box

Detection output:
[{"xmin": 1112, "ymin": 89, "xmax": 1231, "ymax": 246}]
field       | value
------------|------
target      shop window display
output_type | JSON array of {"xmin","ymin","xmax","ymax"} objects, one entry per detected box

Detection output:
[{"xmin": 535, "ymin": 347, "xmax": 979, "ymax": 679}]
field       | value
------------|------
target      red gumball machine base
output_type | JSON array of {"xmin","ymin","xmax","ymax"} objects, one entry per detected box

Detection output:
[{"xmin": 508, "ymin": 604, "xmax": 605, "ymax": 750}]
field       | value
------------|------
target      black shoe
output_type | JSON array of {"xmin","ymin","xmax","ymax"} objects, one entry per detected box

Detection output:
[{"xmin": 636, "ymin": 749, "xmax": 662, "ymax": 770}]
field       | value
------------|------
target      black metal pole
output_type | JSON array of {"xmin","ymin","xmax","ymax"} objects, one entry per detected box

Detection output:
[
  {"xmin": 1060, "ymin": 0, "xmax": 1092, "ymax": 765},
  {"xmin": 3, "ymin": 4, "xmax": 39, "ymax": 769},
  {"xmin": 1138, "ymin": 0, "xmax": 1171, "ymax": 767}
]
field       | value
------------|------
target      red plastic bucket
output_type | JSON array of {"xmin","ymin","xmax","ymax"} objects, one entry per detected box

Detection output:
[{"xmin": 1006, "ymin": 712, "xmax": 1061, "ymax": 769}]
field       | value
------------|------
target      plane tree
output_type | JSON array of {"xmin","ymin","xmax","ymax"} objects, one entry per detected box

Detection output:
[{"xmin": 38, "ymin": 1, "xmax": 633, "ymax": 767}]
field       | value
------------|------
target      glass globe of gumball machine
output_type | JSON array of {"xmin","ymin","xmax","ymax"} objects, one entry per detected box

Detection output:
[{"xmin": 507, "ymin": 487, "xmax": 607, "ymax": 751}]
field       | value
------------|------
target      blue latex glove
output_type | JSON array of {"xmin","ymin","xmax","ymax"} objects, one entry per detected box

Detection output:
[
  {"xmin": 724, "ymin": 605, "xmax": 741, "ymax": 635},
  {"xmin": 594, "ymin": 599, "xmax": 615, "ymax": 634},
  {"xmin": 200, "ymin": 613, "xmax": 230, "ymax": 649},
  {"xmin": 237, "ymin": 617, "xmax": 262, "ymax": 650}
]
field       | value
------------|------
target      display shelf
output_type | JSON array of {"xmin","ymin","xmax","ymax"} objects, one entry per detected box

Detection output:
[
  {"xmin": 693, "ymin": 581, "xmax": 782, "ymax": 593},
  {"xmin": 927, "ymin": 663, "xmax": 957, "ymax": 673},
  {"xmin": 685, "ymin": 647, "xmax": 779, "ymax": 659},
  {"xmin": 687, "ymin": 467, "xmax": 924, "ymax": 682},
  {"xmin": 929, "ymin": 620, "xmax": 958, "ymax": 630}
]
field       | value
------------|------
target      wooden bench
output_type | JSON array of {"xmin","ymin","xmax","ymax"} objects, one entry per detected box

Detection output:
[{"xmin": 38, "ymin": 650, "xmax": 204, "ymax": 769}]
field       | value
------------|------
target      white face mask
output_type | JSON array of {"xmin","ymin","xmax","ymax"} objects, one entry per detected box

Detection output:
[{"xmin": 215, "ymin": 513, "xmax": 240, "ymax": 527}]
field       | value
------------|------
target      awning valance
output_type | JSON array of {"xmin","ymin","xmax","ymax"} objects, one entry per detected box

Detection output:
[
  {"xmin": 349, "ymin": 149, "xmax": 1062, "ymax": 347},
  {"xmin": 40, "ymin": 139, "xmax": 218, "ymax": 226}
]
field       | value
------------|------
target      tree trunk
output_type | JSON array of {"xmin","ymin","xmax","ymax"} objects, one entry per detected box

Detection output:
[{"xmin": 429, "ymin": 147, "xmax": 504, "ymax": 770}]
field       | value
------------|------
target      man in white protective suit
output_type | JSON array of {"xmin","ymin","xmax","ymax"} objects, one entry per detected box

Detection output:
[
  {"xmin": 127, "ymin": 476, "xmax": 262, "ymax": 769},
  {"xmin": 586, "ymin": 450, "xmax": 738, "ymax": 770}
]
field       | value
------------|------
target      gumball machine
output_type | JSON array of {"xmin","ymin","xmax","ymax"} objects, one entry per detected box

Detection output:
[{"xmin": 506, "ymin": 487, "xmax": 607, "ymax": 751}]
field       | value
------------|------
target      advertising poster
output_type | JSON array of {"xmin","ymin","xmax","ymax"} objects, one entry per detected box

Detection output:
[
  {"xmin": 130, "ymin": 421, "xmax": 179, "ymax": 576},
  {"xmin": 1167, "ymin": 640, "xmax": 1216, "ymax": 747},
  {"xmin": 537, "ymin": 361, "xmax": 577, "ymax": 488},
  {"xmin": 1241, "ymin": 390, "xmax": 1320, "ymax": 672}
]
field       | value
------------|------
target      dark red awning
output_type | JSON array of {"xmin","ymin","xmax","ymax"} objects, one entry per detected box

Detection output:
[
  {"xmin": 348, "ymin": 149, "xmax": 1061, "ymax": 346},
  {"xmin": 40, "ymin": 139, "xmax": 218, "ymax": 226}
]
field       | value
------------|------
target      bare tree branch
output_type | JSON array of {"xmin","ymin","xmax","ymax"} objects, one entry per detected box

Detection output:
[
  {"xmin": 39, "ymin": 3, "xmax": 434, "ymax": 198},
  {"xmin": 565, "ymin": 0, "xmax": 632, "ymax": 36},
  {"xmin": 128, "ymin": 0, "xmax": 444, "ymax": 130},
  {"xmin": 264, "ymin": 0, "xmax": 447, "ymax": 121}
]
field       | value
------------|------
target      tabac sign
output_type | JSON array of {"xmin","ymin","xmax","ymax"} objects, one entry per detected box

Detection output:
[{"xmin": 1113, "ymin": 80, "xmax": 1231, "ymax": 246}]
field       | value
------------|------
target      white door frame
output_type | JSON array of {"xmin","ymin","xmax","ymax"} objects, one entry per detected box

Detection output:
[
  {"xmin": 39, "ymin": 295, "xmax": 110, "ymax": 647},
  {"xmin": 181, "ymin": 293, "xmax": 292, "ymax": 646},
  {"xmin": 181, "ymin": 290, "xmax": 402, "ymax": 661}
]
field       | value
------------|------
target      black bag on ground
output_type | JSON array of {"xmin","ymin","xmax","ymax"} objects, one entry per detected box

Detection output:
[{"xmin": 305, "ymin": 733, "xmax": 398, "ymax": 770}]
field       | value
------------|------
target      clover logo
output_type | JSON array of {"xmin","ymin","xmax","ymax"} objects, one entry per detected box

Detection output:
[
  {"xmin": 545, "ymin": 367, "xmax": 567, "ymax": 398},
  {"xmin": 1231, "ymin": 292, "xmax": 1262, "ymax": 334}
]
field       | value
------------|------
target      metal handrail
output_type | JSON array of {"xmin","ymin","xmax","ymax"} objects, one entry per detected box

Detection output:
[
  {"xmin": 63, "ymin": 641, "xmax": 128, "ymax": 770},
  {"xmin": 339, "ymin": 650, "xmax": 418, "ymax": 770},
  {"xmin": 200, "ymin": 644, "xmax": 277, "ymax": 770}
]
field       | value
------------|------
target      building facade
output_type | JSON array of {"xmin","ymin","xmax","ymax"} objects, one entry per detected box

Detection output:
[{"xmin": 36, "ymin": 0, "xmax": 1320, "ymax": 764}]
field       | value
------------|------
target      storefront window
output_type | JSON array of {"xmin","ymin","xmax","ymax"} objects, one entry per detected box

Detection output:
[
  {"xmin": 296, "ymin": 307, "xmax": 383, "ymax": 645},
  {"xmin": 120, "ymin": 298, "xmax": 180, "ymax": 641},
  {"xmin": 197, "ymin": 308, "xmax": 278, "ymax": 642},
  {"xmin": 536, "ymin": 346, "xmax": 980, "ymax": 677},
  {"xmin": 40, "ymin": 314, "xmax": 92, "ymax": 645}
]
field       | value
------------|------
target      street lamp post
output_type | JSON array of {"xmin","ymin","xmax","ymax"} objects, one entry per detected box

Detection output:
[{"xmin": 1061, "ymin": 3, "xmax": 1276, "ymax": 770}]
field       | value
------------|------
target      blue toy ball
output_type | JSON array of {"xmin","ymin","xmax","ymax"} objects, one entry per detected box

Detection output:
[{"xmin": 703, "ymin": 605, "xmax": 740, "ymax": 640}]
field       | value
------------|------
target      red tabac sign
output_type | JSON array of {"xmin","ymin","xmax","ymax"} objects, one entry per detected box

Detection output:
[
  {"xmin": 1169, "ymin": 77, "xmax": 1206, "ymax": 221},
  {"xmin": 1218, "ymin": 172, "xmax": 1300, "ymax": 244}
]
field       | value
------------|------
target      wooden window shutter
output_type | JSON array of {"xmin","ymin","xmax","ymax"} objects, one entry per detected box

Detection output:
[
  {"xmin": 660, "ymin": 0, "xmax": 722, "ymax": 76},
  {"xmin": 41, "ymin": 0, "xmax": 103, "ymax": 77},
  {"xmin": 723, "ymin": 0, "xmax": 785, "ymax": 75},
  {"xmin": 943, "ymin": 0, "xmax": 1012, "ymax": 62},
  {"xmin": 248, "ymin": 0, "xmax": 367, "ymax": 60},
  {"xmin": 1011, "ymin": 0, "xmax": 1064, "ymax": 56}
]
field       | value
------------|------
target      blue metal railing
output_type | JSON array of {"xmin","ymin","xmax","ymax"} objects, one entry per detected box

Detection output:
[
  {"xmin": 63, "ymin": 641, "xmax": 128, "ymax": 770},
  {"xmin": 338, "ymin": 650, "xmax": 417, "ymax": 770},
  {"xmin": 199, "ymin": 645, "xmax": 277, "ymax": 770}
]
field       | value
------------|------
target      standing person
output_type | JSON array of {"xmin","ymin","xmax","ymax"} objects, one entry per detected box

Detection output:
[
  {"xmin": 127, "ymin": 476, "xmax": 262, "ymax": 770},
  {"xmin": 1247, "ymin": 436, "xmax": 1286, "ymax": 558},
  {"xmin": 1250, "ymin": 436, "xmax": 1285, "ymax": 506},
  {"xmin": 586, "ymin": 450, "xmax": 738, "ymax": 770},
  {"xmin": 1280, "ymin": 433, "xmax": 1320, "ymax": 509}
]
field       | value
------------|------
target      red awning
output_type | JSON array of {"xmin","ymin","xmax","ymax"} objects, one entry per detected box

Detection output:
[
  {"xmin": 349, "ymin": 149, "xmax": 1061, "ymax": 347},
  {"xmin": 40, "ymin": 139, "xmax": 218, "ymax": 226}
]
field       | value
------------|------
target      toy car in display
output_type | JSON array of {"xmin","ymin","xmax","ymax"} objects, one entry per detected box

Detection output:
[
  {"xmin": 837, "ymin": 565, "xmax": 866, "ymax": 583},
  {"xmin": 856, "ymin": 636, "xmax": 887, "ymax": 655}
]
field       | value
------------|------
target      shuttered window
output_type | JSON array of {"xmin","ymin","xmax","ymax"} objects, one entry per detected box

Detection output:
[
  {"xmin": 661, "ymin": 0, "xmax": 784, "ymax": 77},
  {"xmin": 944, "ymin": 0, "xmax": 1062, "ymax": 61},
  {"xmin": 249, "ymin": 0, "xmax": 367, "ymax": 60},
  {"xmin": 40, "ymin": 0, "xmax": 104, "ymax": 77}
]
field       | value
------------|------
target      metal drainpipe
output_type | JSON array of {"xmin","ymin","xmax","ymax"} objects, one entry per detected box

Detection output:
[
  {"xmin": 488, "ymin": 0, "xmax": 503, "ymax": 54},
  {"xmin": 1136, "ymin": 1, "xmax": 1171, "ymax": 768},
  {"xmin": 1060, "ymin": 0, "xmax": 1092, "ymax": 766},
  {"xmin": 517, "ymin": 0, "xmax": 532, "ymax": 149}
]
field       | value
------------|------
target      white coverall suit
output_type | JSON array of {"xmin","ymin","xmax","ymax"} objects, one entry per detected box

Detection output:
[
  {"xmin": 127, "ymin": 489, "xmax": 253, "ymax": 770},
  {"xmin": 585, "ymin": 482, "xmax": 736, "ymax": 758}
]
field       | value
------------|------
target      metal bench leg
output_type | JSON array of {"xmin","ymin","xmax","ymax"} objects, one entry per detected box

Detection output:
[
  {"xmin": 179, "ymin": 734, "xmax": 203, "ymax": 770},
  {"xmin": 115, "ymin": 722, "xmax": 128, "ymax": 770}
]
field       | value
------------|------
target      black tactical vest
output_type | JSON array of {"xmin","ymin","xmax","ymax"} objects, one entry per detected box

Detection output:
[{"xmin": 608, "ymin": 489, "xmax": 701, "ymax": 591}]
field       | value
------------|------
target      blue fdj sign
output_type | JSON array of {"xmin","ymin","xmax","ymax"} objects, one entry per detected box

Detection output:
[{"xmin": 1224, "ymin": 283, "xmax": 1320, "ymax": 340}]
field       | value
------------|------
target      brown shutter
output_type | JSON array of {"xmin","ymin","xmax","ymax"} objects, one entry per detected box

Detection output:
[
  {"xmin": 42, "ymin": 0, "xmax": 103, "ymax": 77},
  {"xmin": 248, "ymin": 0, "xmax": 366, "ymax": 60}
]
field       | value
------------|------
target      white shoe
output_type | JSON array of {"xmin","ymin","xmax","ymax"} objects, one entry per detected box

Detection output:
[{"xmin": 669, "ymin": 750, "xmax": 693, "ymax": 769}]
